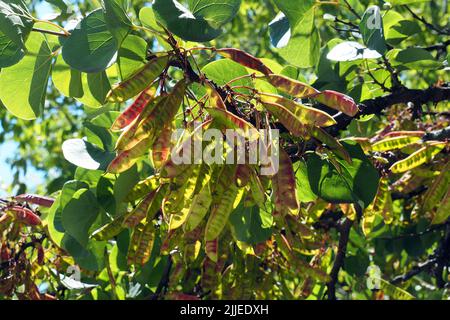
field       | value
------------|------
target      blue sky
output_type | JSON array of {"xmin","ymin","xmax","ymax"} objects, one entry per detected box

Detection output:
[{"xmin": 0, "ymin": 1, "xmax": 57, "ymax": 197}]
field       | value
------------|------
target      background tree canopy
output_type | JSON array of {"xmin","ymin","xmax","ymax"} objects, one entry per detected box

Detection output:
[{"xmin": 0, "ymin": 0, "xmax": 449, "ymax": 300}]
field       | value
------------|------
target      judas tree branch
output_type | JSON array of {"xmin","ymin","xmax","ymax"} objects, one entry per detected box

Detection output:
[
  {"xmin": 327, "ymin": 85, "xmax": 450, "ymax": 136},
  {"xmin": 326, "ymin": 218, "xmax": 353, "ymax": 300},
  {"xmin": 405, "ymin": 6, "xmax": 450, "ymax": 36}
]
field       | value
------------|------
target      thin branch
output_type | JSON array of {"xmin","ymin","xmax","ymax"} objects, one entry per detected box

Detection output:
[
  {"xmin": 326, "ymin": 218, "xmax": 353, "ymax": 300},
  {"xmin": 405, "ymin": 5, "xmax": 450, "ymax": 35},
  {"xmin": 423, "ymin": 40, "xmax": 450, "ymax": 52},
  {"xmin": 327, "ymin": 84, "xmax": 450, "ymax": 136},
  {"xmin": 342, "ymin": 0, "xmax": 361, "ymax": 19},
  {"xmin": 32, "ymin": 27, "xmax": 69, "ymax": 37}
]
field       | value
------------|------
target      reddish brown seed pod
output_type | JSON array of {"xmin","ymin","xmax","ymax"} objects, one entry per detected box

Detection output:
[
  {"xmin": 14, "ymin": 194, "xmax": 55, "ymax": 208},
  {"xmin": 10, "ymin": 206, "xmax": 42, "ymax": 226},
  {"xmin": 37, "ymin": 243, "xmax": 45, "ymax": 266},
  {"xmin": 216, "ymin": 48, "xmax": 273, "ymax": 75},
  {"xmin": 1, "ymin": 242, "xmax": 10, "ymax": 262}
]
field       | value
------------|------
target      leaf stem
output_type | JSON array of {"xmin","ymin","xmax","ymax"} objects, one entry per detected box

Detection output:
[
  {"xmin": 32, "ymin": 27, "xmax": 68, "ymax": 38},
  {"xmin": 33, "ymin": 19, "xmax": 70, "ymax": 36}
]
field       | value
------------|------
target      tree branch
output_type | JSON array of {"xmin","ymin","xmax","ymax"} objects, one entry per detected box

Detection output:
[
  {"xmin": 327, "ymin": 85, "xmax": 450, "ymax": 136},
  {"xmin": 326, "ymin": 218, "xmax": 353, "ymax": 300},
  {"xmin": 405, "ymin": 6, "xmax": 450, "ymax": 36}
]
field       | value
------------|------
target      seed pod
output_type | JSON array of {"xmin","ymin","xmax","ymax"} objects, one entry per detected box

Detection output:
[
  {"xmin": 160, "ymin": 229, "xmax": 182, "ymax": 255},
  {"xmin": 125, "ymin": 175, "xmax": 160, "ymax": 202},
  {"xmin": 272, "ymin": 149, "xmax": 299, "ymax": 217},
  {"xmin": 216, "ymin": 48, "xmax": 273, "ymax": 75},
  {"xmin": 9, "ymin": 206, "xmax": 41, "ymax": 226},
  {"xmin": 422, "ymin": 162, "xmax": 450, "ymax": 213},
  {"xmin": 37, "ymin": 243, "xmax": 45, "ymax": 266},
  {"xmin": 201, "ymin": 257, "xmax": 219, "ymax": 291},
  {"xmin": 205, "ymin": 165, "xmax": 239, "ymax": 241},
  {"xmin": 161, "ymin": 120, "xmax": 213, "ymax": 178},
  {"xmin": 0, "ymin": 214, "xmax": 11, "ymax": 232},
  {"xmin": 389, "ymin": 142, "xmax": 447, "ymax": 174},
  {"xmin": 259, "ymin": 93, "xmax": 336, "ymax": 127},
  {"xmin": 372, "ymin": 136, "xmax": 421, "ymax": 152},
  {"xmin": 249, "ymin": 170, "xmax": 266, "ymax": 207},
  {"xmin": 91, "ymin": 215, "xmax": 126, "ymax": 241},
  {"xmin": 432, "ymin": 186, "xmax": 450, "ymax": 225},
  {"xmin": 260, "ymin": 100, "xmax": 308, "ymax": 137},
  {"xmin": 133, "ymin": 221, "xmax": 156, "ymax": 266},
  {"xmin": 362, "ymin": 210, "xmax": 376, "ymax": 236},
  {"xmin": 107, "ymin": 55, "xmax": 168, "ymax": 103},
  {"xmin": 384, "ymin": 131, "xmax": 425, "ymax": 138},
  {"xmin": 111, "ymin": 85, "xmax": 158, "ymax": 132},
  {"xmin": 168, "ymin": 166, "xmax": 203, "ymax": 230},
  {"xmin": 274, "ymin": 234, "xmax": 329, "ymax": 282},
  {"xmin": 309, "ymin": 126, "xmax": 352, "ymax": 164},
  {"xmin": 121, "ymin": 80, "xmax": 186, "ymax": 152},
  {"xmin": 184, "ymin": 182, "xmax": 213, "ymax": 232},
  {"xmin": 124, "ymin": 189, "xmax": 158, "ymax": 228},
  {"xmin": 265, "ymin": 74, "xmax": 320, "ymax": 98},
  {"xmin": 379, "ymin": 278, "xmax": 414, "ymax": 300},
  {"xmin": 151, "ymin": 124, "xmax": 174, "ymax": 169},
  {"xmin": 368, "ymin": 177, "xmax": 393, "ymax": 224},
  {"xmin": 285, "ymin": 215, "xmax": 313, "ymax": 239},
  {"xmin": 14, "ymin": 194, "xmax": 55, "ymax": 208},
  {"xmin": 1, "ymin": 242, "xmax": 10, "ymax": 262},
  {"xmin": 115, "ymin": 96, "xmax": 165, "ymax": 152},
  {"xmin": 311, "ymin": 90, "xmax": 358, "ymax": 117},
  {"xmin": 127, "ymin": 223, "xmax": 145, "ymax": 265},
  {"xmin": 107, "ymin": 137, "xmax": 153, "ymax": 174},
  {"xmin": 205, "ymin": 107, "xmax": 259, "ymax": 140},
  {"xmin": 205, "ymin": 238, "xmax": 219, "ymax": 263}
]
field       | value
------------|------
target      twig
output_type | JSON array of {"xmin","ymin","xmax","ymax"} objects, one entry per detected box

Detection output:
[
  {"xmin": 327, "ymin": 84, "xmax": 450, "ymax": 136},
  {"xmin": 326, "ymin": 218, "xmax": 353, "ymax": 300},
  {"xmin": 405, "ymin": 5, "xmax": 450, "ymax": 35},
  {"xmin": 342, "ymin": 0, "xmax": 361, "ymax": 19},
  {"xmin": 32, "ymin": 27, "xmax": 69, "ymax": 37},
  {"xmin": 150, "ymin": 255, "xmax": 173, "ymax": 300}
]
